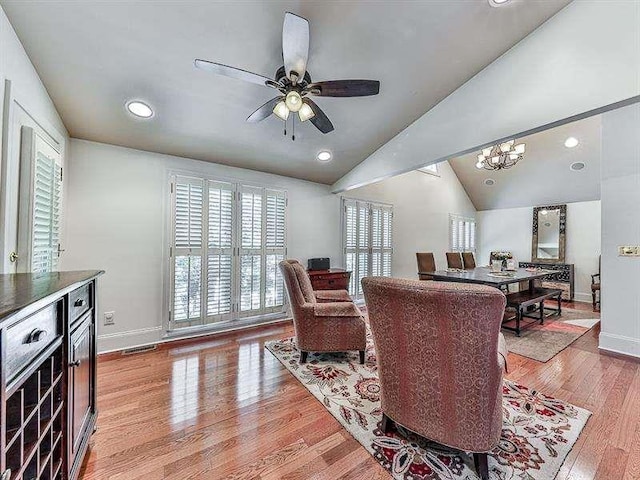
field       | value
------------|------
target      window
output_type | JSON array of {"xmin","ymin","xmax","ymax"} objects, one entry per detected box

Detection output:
[
  {"xmin": 169, "ymin": 175, "xmax": 286, "ymax": 330},
  {"xmin": 418, "ymin": 163, "xmax": 440, "ymax": 176},
  {"xmin": 342, "ymin": 199, "xmax": 393, "ymax": 298},
  {"xmin": 449, "ymin": 214, "xmax": 476, "ymax": 253},
  {"xmin": 17, "ymin": 126, "xmax": 63, "ymax": 273}
]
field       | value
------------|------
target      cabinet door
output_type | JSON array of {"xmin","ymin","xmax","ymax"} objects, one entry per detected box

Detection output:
[{"xmin": 69, "ymin": 313, "xmax": 95, "ymax": 463}]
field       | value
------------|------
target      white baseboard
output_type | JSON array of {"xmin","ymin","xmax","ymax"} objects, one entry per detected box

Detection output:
[
  {"xmin": 574, "ymin": 291, "xmax": 593, "ymax": 303},
  {"xmin": 97, "ymin": 326, "xmax": 163, "ymax": 353},
  {"xmin": 599, "ymin": 332, "xmax": 640, "ymax": 359}
]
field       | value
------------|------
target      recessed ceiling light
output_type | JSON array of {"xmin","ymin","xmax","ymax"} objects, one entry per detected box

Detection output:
[
  {"xmin": 317, "ymin": 151, "xmax": 332, "ymax": 162},
  {"xmin": 570, "ymin": 161, "xmax": 586, "ymax": 171},
  {"xmin": 564, "ymin": 137, "xmax": 579, "ymax": 148},
  {"xmin": 488, "ymin": 0, "xmax": 510, "ymax": 6},
  {"xmin": 484, "ymin": 178, "xmax": 496, "ymax": 186},
  {"xmin": 126, "ymin": 101, "xmax": 154, "ymax": 118}
]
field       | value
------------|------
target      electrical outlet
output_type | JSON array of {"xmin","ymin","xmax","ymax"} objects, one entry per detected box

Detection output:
[
  {"xmin": 618, "ymin": 246, "xmax": 640, "ymax": 256},
  {"xmin": 103, "ymin": 311, "xmax": 115, "ymax": 326}
]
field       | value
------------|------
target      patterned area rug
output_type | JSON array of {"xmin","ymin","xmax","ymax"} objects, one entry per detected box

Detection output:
[
  {"xmin": 502, "ymin": 307, "xmax": 600, "ymax": 362},
  {"xmin": 266, "ymin": 335, "xmax": 591, "ymax": 480}
]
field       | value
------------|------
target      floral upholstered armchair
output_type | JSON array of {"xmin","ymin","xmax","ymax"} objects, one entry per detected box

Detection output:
[
  {"xmin": 362, "ymin": 277, "xmax": 508, "ymax": 480},
  {"xmin": 279, "ymin": 260, "xmax": 366, "ymax": 364}
]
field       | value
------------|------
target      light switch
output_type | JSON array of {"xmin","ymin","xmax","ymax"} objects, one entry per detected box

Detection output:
[{"xmin": 618, "ymin": 246, "xmax": 640, "ymax": 256}]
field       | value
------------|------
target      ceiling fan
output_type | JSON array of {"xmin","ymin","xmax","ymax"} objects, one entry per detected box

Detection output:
[{"xmin": 194, "ymin": 12, "xmax": 380, "ymax": 139}]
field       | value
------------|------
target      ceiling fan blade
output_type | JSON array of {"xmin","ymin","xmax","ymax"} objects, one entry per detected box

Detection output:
[
  {"xmin": 246, "ymin": 97, "xmax": 282, "ymax": 123},
  {"xmin": 306, "ymin": 80, "xmax": 380, "ymax": 97},
  {"xmin": 282, "ymin": 12, "xmax": 309, "ymax": 83},
  {"xmin": 194, "ymin": 59, "xmax": 275, "ymax": 88},
  {"xmin": 305, "ymin": 99, "xmax": 334, "ymax": 134}
]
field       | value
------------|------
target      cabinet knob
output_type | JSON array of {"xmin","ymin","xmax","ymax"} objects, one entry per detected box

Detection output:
[
  {"xmin": 1, "ymin": 468, "xmax": 11, "ymax": 480},
  {"xmin": 74, "ymin": 298, "xmax": 86, "ymax": 307},
  {"xmin": 70, "ymin": 360, "xmax": 81, "ymax": 367},
  {"xmin": 26, "ymin": 329, "xmax": 47, "ymax": 344}
]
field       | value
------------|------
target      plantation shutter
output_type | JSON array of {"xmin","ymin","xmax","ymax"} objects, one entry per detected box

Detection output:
[
  {"xmin": 206, "ymin": 181, "xmax": 234, "ymax": 320},
  {"xmin": 18, "ymin": 127, "xmax": 63, "ymax": 274},
  {"xmin": 239, "ymin": 185, "xmax": 263, "ymax": 314},
  {"xmin": 172, "ymin": 176, "xmax": 204, "ymax": 325},
  {"xmin": 343, "ymin": 199, "xmax": 393, "ymax": 298},
  {"xmin": 265, "ymin": 189, "xmax": 286, "ymax": 309},
  {"xmin": 449, "ymin": 214, "xmax": 476, "ymax": 253}
]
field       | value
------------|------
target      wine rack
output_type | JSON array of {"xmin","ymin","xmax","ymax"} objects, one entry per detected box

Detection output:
[{"xmin": 4, "ymin": 343, "xmax": 65, "ymax": 480}]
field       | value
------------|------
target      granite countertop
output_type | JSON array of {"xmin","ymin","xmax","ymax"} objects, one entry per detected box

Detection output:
[{"xmin": 0, "ymin": 270, "xmax": 104, "ymax": 322}]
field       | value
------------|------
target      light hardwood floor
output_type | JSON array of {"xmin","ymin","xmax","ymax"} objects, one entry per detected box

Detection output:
[{"xmin": 80, "ymin": 303, "xmax": 638, "ymax": 480}]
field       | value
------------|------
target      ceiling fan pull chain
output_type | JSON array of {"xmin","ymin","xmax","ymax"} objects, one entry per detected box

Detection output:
[
  {"xmin": 292, "ymin": 115, "xmax": 295, "ymax": 141},
  {"xmin": 283, "ymin": 117, "xmax": 287, "ymax": 136}
]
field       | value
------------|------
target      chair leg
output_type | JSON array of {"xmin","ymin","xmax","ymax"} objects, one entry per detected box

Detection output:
[
  {"xmin": 381, "ymin": 413, "xmax": 394, "ymax": 434},
  {"xmin": 473, "ymin": 453, "xmax": 489, "ymax": 480},
  {"xmin": 359, "ymin": 350, "xmax": 365, "ymax": 365},
  {"xmin": 516, "ymin": 309, "xmax": 521, "ymax": 337},
  {"xmin": 299, "ymin": 351, "xmax": 308, "ymax": 364},
  {"xmin": 558, "ymin": 294, "xmax": 562, "ymax": 315},
  {"xmin": 592, "ymin": 290, "xmax": 597, "ymax": 311},
  {"xmin": 539, "ymin": 301, "xmax": 544, "ymax": 324}
]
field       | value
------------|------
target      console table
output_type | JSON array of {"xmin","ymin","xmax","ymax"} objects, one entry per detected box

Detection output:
[
  {"xmin": 307, "ymin": 268, "xmax": 351, "ymax": 291},
  {"xmin": 518, "ymin": 262, "xmax": 574, "ymax": 301},
  {"xmin": 0, "ymin": 270, "xmax": 103, "ymax": 480}
]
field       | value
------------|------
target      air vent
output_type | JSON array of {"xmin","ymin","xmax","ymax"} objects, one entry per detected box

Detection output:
[
  {"xmin": 121, "ymin": 344, "xmax": 157, "ymax": 355},
  {"xmin": 570, "ymin": 162, "xmax": 586, "ymax": 171},
  {"xmin": 484, "ymin": 178, "xmax": 496, "ymax": 186}
]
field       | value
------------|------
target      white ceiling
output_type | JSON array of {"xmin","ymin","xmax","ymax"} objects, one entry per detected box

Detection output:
[
  {"xmin": 1, "ymin": 0, "xmax": 570, "ymax": 184},
  {"xmin": 448, "ymin": 114, "xmax": 602, "ymax": 211}
]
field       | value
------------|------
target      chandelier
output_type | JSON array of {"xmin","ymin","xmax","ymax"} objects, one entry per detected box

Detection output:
[{"xmin": 475, "ymin": 140, "xmax": 526, "ymax": 170}]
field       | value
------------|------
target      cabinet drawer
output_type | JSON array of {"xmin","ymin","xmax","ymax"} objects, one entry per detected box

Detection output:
[
  {"xmin": 70, "ymin": 283, "xmax": 91, "ymax": 323},
  {"xmin": 5, "ymin": 302, "xmax": 62, "ymax": 382},
  {"xmin": 312, "ymin": 278, "xmax": 350, "ymax": 290}
]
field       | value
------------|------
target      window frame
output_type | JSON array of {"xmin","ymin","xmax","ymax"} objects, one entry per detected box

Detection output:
[
  {"xmin": 449, "ymin": 214, "xmax": 476, "ymax": 253},
  {"xmin": 17, "ymin": 126, "xmax": 63, "ymax": 273},
  {"xmin": 341, "ymin": 197, "xmax": 393, "ymax": 299},
  {"xmin": 165, "ymin": 170, "xmax": 288, "ymax": 334}
]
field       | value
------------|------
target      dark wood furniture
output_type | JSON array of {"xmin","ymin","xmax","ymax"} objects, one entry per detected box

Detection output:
[
  {"xmin": 519, "ymin": 262, "xmax": 574, "ymax": 301},
  {"xmin": 505, "ymin": 287, "xmax": 562, "ymax": 336},
  {"xmin": 416, "ymin": 253, "xmax": 436, "ymax": 280},
  {"xmin": 592, "ymin": 256, "xmax": 601, "ymax": 311},
  {"xmin": 461, "ymin": 252, "xmax": 476, "ymax": 270},
  {"xmin": 1, "ymin": 270, "xmax": 103, "ymax": 480},
  {"xmin": 445, "ymin": 252, "xmax": 463, "ymax": 269},
  {"xmin": 430, "ymin": 267, "xmax": 555, "ymax": 289},
  {"xmin": 307, "ymin": 268, "xmax": 351, "ymax": 291}
]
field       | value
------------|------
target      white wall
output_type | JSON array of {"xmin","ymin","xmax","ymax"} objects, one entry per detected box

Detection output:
[
  {"xmin": 332, "ymin": 1, "xmax": 640, "ymax": 192},
  {"xmin": 345, "ymin": 162, "xmax": 476, "ymax": 280},
  {"xmin": 477, "ymin": 201, "xmax": 601, "ymax": 303},
  {"xmin": 62, "ymin": 139, "xmax": 342, "ymax": 352},
  {"xmin": 599, "ymin": 103, "xmax": 640, "ymax": 358},
  {"xmin": 0, "ymin": 6, "xmax": 69, "ymax": 272}
]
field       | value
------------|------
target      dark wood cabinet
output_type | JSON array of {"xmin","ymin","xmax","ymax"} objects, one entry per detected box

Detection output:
[
  {"xmin": 68, "ymin": 313, "xmax": 95, "ymax": 479},
  {"xmin": 307, "ymin": 268, "xmax": 351, "ymax": 291},
  {"xmin": 0, "ymin": 271, "xmax": 103, "ymax": 480}
]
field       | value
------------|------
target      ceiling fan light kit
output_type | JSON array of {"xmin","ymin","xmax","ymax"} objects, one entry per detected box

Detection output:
[{"xmin": 194, "ymin": 12, "xmax": 380, "ymax": 140}]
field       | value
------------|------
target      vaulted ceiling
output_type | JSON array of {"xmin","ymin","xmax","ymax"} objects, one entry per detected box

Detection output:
[
  {"xmin": 448, "ymin": 114, "xmax": 602, "ymax": 211},
  {"xmin": 1, "ymin": 0, "xmax": 571, "ymax": 184}
]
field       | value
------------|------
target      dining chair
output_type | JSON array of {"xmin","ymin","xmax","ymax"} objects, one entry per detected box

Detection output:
[
  {"xmin": 446, "ymin": 252, "xmax": 463, "ymax": 269},
  {"xmin": 416, "ymin": 252, "xmax": 436, "ymax": 280},
  {"xmin": 462, "ymin": 252, "xmax": 476, "ymax": 270},
  {"xmin": 591, "ymin": 255, "xmax": 601, "ymax": 311}
]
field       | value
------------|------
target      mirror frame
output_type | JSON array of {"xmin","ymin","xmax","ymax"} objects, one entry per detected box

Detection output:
[{"xmin": 531, "ymin": 204, "xmax": 567, "ymax": 264}]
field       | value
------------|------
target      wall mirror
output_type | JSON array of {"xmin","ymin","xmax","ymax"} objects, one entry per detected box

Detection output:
[{"xmin": 531, "ymin": 204, "xmax": 566, "ymax": 263}]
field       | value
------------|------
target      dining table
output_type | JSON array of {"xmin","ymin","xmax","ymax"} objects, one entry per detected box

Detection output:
[{"xmin": 424, "ymin": 267, "xmax": 557, "ymax": 292}]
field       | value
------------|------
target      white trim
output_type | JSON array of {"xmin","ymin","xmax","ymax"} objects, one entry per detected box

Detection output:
[
  {"xmin": 97, "ymin": 326, "xmax": 163, "ymax": 353},
  {"xmin": 599, "ymin": 332, "xmax": 640, "ymax": 359},
  {"xmin": 573, "ymin": 291, "xmax": 593, "ymax": 303},
  {"xmin": 97, "ymin": 317, "xmax": 292, "ymax": 355}
]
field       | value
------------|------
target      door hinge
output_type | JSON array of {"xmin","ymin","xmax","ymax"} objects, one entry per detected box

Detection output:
[
  {"xmin": 169, "ymin": 246, "xmax": 173, "ymax": 257},
  {"xmin": 60, "ymin": 168, "xmax": 63, "ymax": 182}
]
